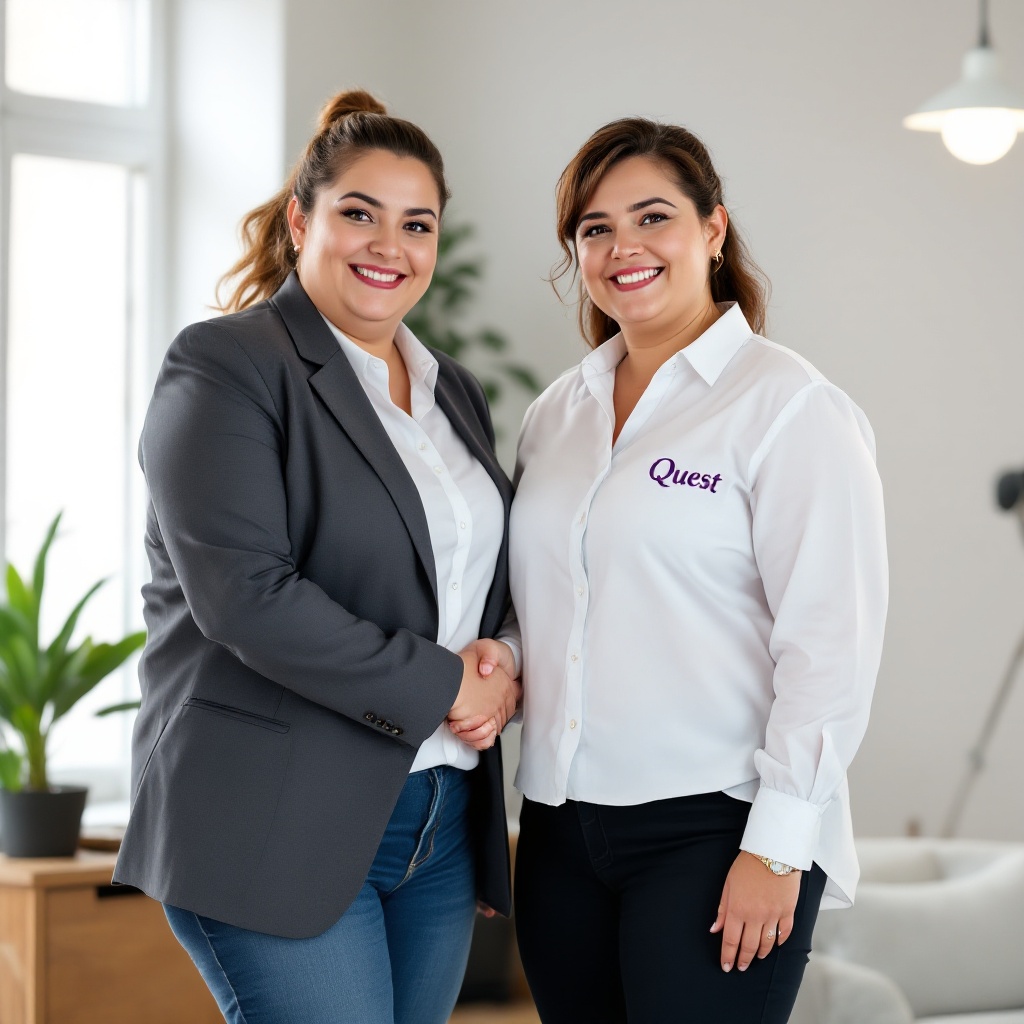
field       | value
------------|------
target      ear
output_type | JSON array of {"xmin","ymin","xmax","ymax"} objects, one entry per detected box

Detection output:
[
  {"xmin": 286, "ymin": 196, "xmax": 307, "ymax": 249},
  {"xmin": 705, "ymin": 204, "xmax": 729, "ymax": 256}
]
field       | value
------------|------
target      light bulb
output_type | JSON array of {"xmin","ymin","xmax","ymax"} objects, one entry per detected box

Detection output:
[{"xmin": 940, "ymin": 107, "xmax": 1019, "ymax": 164}]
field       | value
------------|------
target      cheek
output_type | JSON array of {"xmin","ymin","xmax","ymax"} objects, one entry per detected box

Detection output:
[
  {"xmin": 410, "ymin": 242, "xmax": 438, "ymax": 277},
  {"xmin": 578, "ymin": 248, "xmax": 605, "ymax": 292}
]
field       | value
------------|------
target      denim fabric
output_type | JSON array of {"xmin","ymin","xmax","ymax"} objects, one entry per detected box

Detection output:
[{"xmin": 164, "ymin": 765, "xmax": 476, "ymax": 1024}]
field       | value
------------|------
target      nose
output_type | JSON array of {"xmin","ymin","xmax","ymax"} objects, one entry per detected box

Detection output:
[
  {"xmin": 369, "ymin": 222, "xmax": 402, "ymax": 259},
  {"xmin": 611, "ymin": 226, "xmax": 643, "ymax": 259}
]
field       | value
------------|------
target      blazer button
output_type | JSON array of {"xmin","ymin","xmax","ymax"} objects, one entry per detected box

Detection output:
[
  {"xmin": 376, "ymin": 718, "xmax": 385, "ymax": 727},
  {"xmin": 384, "ymin": 721, "xmax": 394, "ymax": 730},
  {"xmin": 364, "ymin": 712, "xmax": 375, "ymax": 722},
  {"xmin": 392, "ymin": 727, "xmax": 403, "ymax": 735}
]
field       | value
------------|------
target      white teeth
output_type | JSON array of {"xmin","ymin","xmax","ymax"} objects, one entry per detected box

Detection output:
[
  {"xmin": 614, "ymin": 268, "xmax": 661, "ymax": 285},
  {"xmin": 355, "ymin": 266, "xmax": 400, "ymax": 283}
]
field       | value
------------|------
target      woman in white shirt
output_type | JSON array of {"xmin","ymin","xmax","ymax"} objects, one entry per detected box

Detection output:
[{"xmin": 505, "ymin": 118, "xmax": 887, "ymax": 1022}]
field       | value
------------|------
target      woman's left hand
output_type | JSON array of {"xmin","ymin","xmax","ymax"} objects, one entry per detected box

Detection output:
[
  {"xmin": 709, "ymin": 852, "xmax": 801, "ymax": 973},
  {"xmin": 448, "ymin": 639, "xmax": 520, "ymax": 749}
]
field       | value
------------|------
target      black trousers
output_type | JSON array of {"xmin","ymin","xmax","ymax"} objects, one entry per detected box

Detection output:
[{"xmin": 514, "ymin": 792, "xmax": 828, "ymax": 1024}]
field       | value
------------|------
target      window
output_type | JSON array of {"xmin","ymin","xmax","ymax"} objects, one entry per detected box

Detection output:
[
  {"xmin": 5, "ymin": 0, "xmax": 149, "ymax": 106},
  {"xmin": 1, "ymin": 0, "xmax": 163, "ymax": 793}
]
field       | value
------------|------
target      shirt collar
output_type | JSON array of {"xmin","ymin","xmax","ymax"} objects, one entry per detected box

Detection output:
[
  {"xmin": 579, "ymin": 301, "xmax": 753, "ymax": 390},
  {"xmin": 321, "ymin": 314, "xmax": 439, "ymax": 396},
  {"xmin": 677, "ymin": 302, "xmax": 753, "ymax": 386}
]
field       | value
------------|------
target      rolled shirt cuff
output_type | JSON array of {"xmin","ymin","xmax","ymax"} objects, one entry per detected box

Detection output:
[{"xmin": 739, "ymin": 786, "xmax": 824, "ymax": 871}]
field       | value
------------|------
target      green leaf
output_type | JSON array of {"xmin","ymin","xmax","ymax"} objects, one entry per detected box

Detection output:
[
  {"xmin": 94, "ymin": 700, "xmax": 141, "ymax": 718},
  {"xmin": 482, "ymin": 379, "xmax": 501, "ymax": 405},
  {"xmin": 477, "ymin": 329, "xmax": 508, "ymax": 353},
  {"xmin": 0, "ymin": 749, "xmax": 23, "ymax": 791},
  {"xmin": 0, "ymin": 606, "xmax": 34, "ymax": 646},
  {"xmin": 46, "ymin": 578, "xmax": 106, "ymax": 667},
  {"xmin": 5, "ymin": 564, "xmax": 34, "ymax": 622},
  {"xmin": 501, "ymin": 363, "xmax": 544, "ymax": 393},
  {"xmin": 5, "ymin": 634, "xmax": 39, "ymax": 703},
  {"xmin": 49, "ymin": 631, "xmax": 146, "ymax": 723},
  {"xmin": 31, "ymin": 513, "xmax": 63, "ymax": 618},
  {"xmin": 446, "ymin": 261, "xmax": 482, "ymax": 281}
]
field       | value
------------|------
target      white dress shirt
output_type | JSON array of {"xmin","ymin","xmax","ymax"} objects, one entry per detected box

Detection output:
[
  {"xmin": 509, "ymin": 303, "xmax": 888, "ymax": 908},
  {"xmin": 324, "ymin": 316, "xmax": 505, "ymax": 773}
]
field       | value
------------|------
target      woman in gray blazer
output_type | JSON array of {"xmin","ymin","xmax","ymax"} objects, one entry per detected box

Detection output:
[{"xmin": 113, "ymin": 89, "xmax": 520, "ymax": 1024}]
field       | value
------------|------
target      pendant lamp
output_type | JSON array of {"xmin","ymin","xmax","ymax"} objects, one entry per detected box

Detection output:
[{"xmin": 904, "ymin": 0, "xmax": 1024, "ymax": 164}]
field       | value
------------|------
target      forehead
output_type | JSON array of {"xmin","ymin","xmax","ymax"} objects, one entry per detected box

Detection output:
[
  {"xmin": 584, "ymin": 155, "xmax": 686, "ymax": 210},
  {"xmin": 322, "ymin": 149, "xmax": 440, "ymax": 207}
]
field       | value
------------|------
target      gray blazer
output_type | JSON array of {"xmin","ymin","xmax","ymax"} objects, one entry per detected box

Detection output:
[{"xmin": 113, "ymin": 272, "xmax": 513, "ymax": 938}]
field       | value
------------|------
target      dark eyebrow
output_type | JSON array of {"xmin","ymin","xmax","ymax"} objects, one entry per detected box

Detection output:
[
  {"xmin": 577, "ymin": 196, "xmax": 677, "ymax": 229},
  {"xmin": 337, "ymin": 192, "xmax": 438, "ymax": 221},
  {"xmin": 628, "ymin": 197, "xmax": 677, "ymax": 212},
  {"xmin": 338, "ymin": 191, "xmax": 382, "ymax": 208}
]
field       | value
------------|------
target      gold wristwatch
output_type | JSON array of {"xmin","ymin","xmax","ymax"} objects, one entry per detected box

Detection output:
[{"xmin": 751, "ymin": 853, "xmax": 796, "ymax": 876}]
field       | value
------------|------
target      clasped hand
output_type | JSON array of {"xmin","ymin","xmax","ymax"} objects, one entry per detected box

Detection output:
[{"xmin": 447, "ymin": 639, "xmax": 520, "ymax": 750}]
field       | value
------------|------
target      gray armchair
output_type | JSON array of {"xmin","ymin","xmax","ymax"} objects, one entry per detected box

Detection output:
[{"xmin": 791, "ymin": 838, "xmax": 1024, "ymax": 1024}]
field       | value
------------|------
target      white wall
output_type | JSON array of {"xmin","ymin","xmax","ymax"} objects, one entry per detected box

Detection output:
[
  {"xmin": 280, "ymin": 0, "xmax": 1024, "ymax": 840},
  {"xmin": 166, "ymin": 0, "xmax": 285, "ymax": 342}
]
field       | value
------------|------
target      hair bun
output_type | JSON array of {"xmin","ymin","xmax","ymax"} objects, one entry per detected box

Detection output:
[{"xmin": 316, "ymin": 89, "xmax": 387, "ymax": 133}]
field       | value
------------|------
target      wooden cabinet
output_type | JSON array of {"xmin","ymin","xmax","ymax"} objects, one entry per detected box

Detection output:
[{"xmin": 0, "ymin": 851, "xmax": 221, "ymax": 1024}]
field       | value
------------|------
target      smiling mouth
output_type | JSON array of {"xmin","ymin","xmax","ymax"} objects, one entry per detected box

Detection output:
[
  {"xmin": 610, "ymin": 267, "xmax": 664, "ymax": 289},
  {"xmin": 350, "ymin": 264, "xmax": 406, "ymax": 289}
]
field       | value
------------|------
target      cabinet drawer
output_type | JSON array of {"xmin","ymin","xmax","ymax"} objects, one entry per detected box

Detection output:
[{"xmin": 45, "ymin": 885, "xmax": 220, "ymax": 1024}]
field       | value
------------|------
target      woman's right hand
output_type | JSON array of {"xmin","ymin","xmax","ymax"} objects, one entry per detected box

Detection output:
[{"xmin": 448, "ymin": 651, "xmax": 518, "ymax": 748}]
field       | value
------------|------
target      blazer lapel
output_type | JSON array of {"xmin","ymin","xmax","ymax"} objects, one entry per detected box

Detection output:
[
  {"xmin": 270, "ymin": 273, "xmax": 439, "ymax": 603},
  {"xmin": 434, "ymin": 367, "xmax": 513, "ymax": 512},
  {"xmin": 434, "ymin": 364, "xmax": 515, "ymax": 636}
]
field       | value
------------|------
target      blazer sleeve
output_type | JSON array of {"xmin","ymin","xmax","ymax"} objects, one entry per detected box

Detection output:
[{"xmin": 141, "ymin": 321, "xmax": 463, "ymax": 748}]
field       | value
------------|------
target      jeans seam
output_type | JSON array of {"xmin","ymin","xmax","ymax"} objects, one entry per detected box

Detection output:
[
  {"xmin": 389, "ymin": 769, "xmax": 444, "ymax": 894},
  {"xmin": 194, "ymin": 913, "xmax": 250, "ymax": 1024}
]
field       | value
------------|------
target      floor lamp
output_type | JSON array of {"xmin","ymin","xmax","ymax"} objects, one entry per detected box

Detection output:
[{"xmin": 941, "ymin": 470, "xmax": 1024, "ymax": 837}]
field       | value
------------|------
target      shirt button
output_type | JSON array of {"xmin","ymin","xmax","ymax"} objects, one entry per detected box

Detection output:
[
  {"xmin": 569, "ymin": 719, "xmax": 577, "ymax": 730},
  {"xmin": 577, "ymin": 586, "xmax": 584, "ymax": 597},
  {"xmin": 570, "ymin": 653, "xmax": 579, "ymax": 662},
  {"xmin": 451, "ymin": 582, "xmax": 459, "ymax": 591},
  {"xmin": 460, "ymin": 522, "xmax": 467, "ymax": 530},
  {"xmin": 433, "ymin": 466, "xmax": 443, "ymax": 475},
  {"xmin": 578, "ymin": 514, "xmax": 586, "ymax": 525},
  {"xmin": 418, "ymin": 442, "xmax": 427, "ymax": 451}
]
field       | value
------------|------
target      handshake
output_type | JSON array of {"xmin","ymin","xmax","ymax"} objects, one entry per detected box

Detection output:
[{"xmin": 447, "ymin": 639, "xmax": 522, "ymax": 751}]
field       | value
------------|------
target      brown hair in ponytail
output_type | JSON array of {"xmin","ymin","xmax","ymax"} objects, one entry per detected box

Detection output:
[
  {"xmin": 216, "ymin": 89, "xmax": 451, "ymax": 313},
  {"xmin": 552, "ymin": 117, "xmax": 770, "ymax": 348}
]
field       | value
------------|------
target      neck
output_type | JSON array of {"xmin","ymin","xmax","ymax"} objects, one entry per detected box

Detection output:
[{"xmin": 619, "ymin": 294, "xmax": 721, "ymax": 381}]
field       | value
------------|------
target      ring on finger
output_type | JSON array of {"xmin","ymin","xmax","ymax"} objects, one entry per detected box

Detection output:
[{"xmin": 765, "ymin": 929, "xmax": 776, "ymax": 940}]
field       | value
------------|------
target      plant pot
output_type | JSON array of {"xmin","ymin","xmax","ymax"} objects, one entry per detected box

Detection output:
[{"xmin": 0, "ymin": 786, "xmax": 88, "ymax": 857}]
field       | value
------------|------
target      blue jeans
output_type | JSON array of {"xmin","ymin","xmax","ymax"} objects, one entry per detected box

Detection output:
[{"xmin": 164, "ymin": 765, "xmax": 477, "ymax": 1024}]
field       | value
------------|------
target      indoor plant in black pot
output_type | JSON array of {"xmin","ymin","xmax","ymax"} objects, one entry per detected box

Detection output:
[{"xmin": 0, "ymin": 513, "xmax": 145, "ymax": 857}]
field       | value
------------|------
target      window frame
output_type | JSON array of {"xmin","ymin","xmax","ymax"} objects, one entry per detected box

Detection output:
[{"xmin": 0, "ymin": 0, "xmax": 168, "ymax": 787}]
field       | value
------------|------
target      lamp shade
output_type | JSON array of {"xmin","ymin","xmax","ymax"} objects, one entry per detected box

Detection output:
[{"xmin": 904, "ymin": 47, "xmax": 1024, "ymax": 164}]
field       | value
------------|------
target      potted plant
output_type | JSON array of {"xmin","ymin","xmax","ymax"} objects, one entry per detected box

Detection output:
[
  {"xmin": 0, "ymin": 513, "xmax": 145, "ymax": 857},
  {"xmin": 405, "ymin": 221, "xmax": 542, "ymax": 414}
]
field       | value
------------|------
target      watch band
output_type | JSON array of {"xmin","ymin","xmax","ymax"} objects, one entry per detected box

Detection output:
[{"xmin": 751, "ymin": 853, "xmax": 796, "ymax": 876}]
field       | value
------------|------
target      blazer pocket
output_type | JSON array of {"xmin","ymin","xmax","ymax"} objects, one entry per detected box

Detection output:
[{"xmin": 182, "ymin": 696, "xmax": 290, "ymax": 734}]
